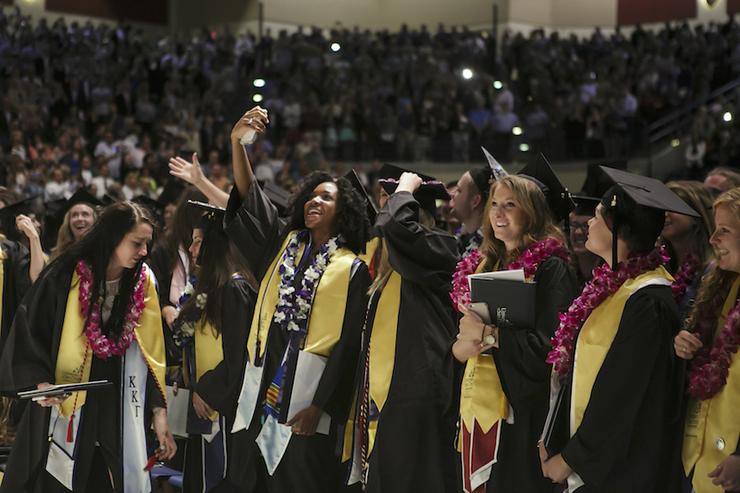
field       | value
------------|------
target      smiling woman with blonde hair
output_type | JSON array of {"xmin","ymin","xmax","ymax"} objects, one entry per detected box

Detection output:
[
  {"xmin": 452, "ymin": 166, "xmax": 578, "ymax": 493},
  {"xmin": 676, "ymin": 187, "xmax": 740, "ymax": 493}
]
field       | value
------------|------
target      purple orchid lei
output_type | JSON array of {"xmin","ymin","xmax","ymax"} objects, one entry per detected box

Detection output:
[
  {"xmin": 547, "ymin": 246, "xmax": 670, "ymax": 379},
  {"xmin": 77, "ymin": 260, "xmax": 146, "ymax": 359},
  {"xmin": 687, "ymin": 283, "xmax": 740, "ymax": 400},
  {"xmin": 450, "ymin": 236, "xmax": 570, "ymax": 311},
  {"xmin": 671, "ymin": 253, "xmax": 699, "ymax": 304},
  {"xmin": 273, "ymin": 231, "xmax": 340, "ymax": 334}
]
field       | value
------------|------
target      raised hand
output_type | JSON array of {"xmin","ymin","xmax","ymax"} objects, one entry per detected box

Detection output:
[{"xmin": 169, "ymin": 153, "xmax": 205, "ymax": 187}]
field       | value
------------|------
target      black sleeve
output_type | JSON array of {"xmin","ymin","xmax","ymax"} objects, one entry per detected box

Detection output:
[
  {"xmin": 311, "ymin": 261, "xmax": 371, "ymax": 422},
  {"xmin": 494, "ymin": 257, "xmax": 577, "ymax": 410},
  {"xmin": 224, "ymin": 180, "xmax": 287, "ymax": 281},
  {"xmin": 196, "ymin": 278, "xmax": 255, "ymax": 414},
  {"xmin": 0, "ymin": 265, "xmax": 67, "ymax": 393},
  {"xmin": 560, "ymin": 288, "xmax": 679, "ymax": 487},
  {"xmin": 375, "ymin": 191, "xmax": 459, "ymax": 288},
  {"xmin": 9, "ymin": 242, "xmax": 31, "ymax": 304},
  {"xmin": 147, "ymin": 243, "xmax": 173, "ymax": 309},
  {"xmin": 146, "ymin": 370, "xmax": 166, "ymax": 410}
]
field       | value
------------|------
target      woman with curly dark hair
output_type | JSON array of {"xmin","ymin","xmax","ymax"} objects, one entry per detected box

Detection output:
[{"xmin": 223, "ymin": 107, "xmax": 371, "ymax": 493}]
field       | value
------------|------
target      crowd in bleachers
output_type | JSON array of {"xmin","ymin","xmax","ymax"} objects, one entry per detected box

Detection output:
[{"xmin": 2, "ymin": 6, "xmax": 740, "ymax": 205}]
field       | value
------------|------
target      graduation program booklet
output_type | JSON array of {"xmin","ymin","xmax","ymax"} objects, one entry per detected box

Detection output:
[
  {"xmin": 18, "ymin": 380, "xmax": 112, "ymax": 400},
  {"xmin": 468, "ymin": 269, "xmax": 536, "ymax": 329}
]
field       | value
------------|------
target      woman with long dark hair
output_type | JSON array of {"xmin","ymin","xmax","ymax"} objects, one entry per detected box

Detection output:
[
  {"xmin": 224, "ymin": 107, "xmax": 371, "ymax": 493},
  {"xmin": 171, "ymin": 202, "xmax": 257, "ymax": 492},
  {"xmin": 0, "ymin": 201, "xmax": 177, "ymax": 493},
  {"xmin": 148, "ymin": 187, "xmax": 206, "ymax": 361}
]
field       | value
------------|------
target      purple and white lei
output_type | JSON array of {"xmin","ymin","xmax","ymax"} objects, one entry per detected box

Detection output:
[{"xmin": 273, "ymin": 231, "xmax": 340, "ymax": 334}]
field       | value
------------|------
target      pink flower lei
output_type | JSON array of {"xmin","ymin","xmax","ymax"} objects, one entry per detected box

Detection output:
[
  {"xmin": 671, "ymin": 253, "xmax": 700, "ymax": 304},
  {"xmin": 450, "ymin": 236, "xmax": 570, "ymax": 311},
  {"xmin": 77, "ymin": 260, "xmax": 146, "ymax": 359},
  {"xmin": 547, "ymin": 246, "xmax": 670, "ymax": 379},
  {"xmin": 687, "ymin": 282, "xmax": 740, "ymax": 400}
]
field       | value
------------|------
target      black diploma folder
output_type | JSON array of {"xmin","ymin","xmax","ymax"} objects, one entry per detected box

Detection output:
[
  {"xmin": 469, "ymin": 277, "xmax": 537, "ymax": 329},
  {"xmin": 18, "ymin": 380, "xmax": 112, "ymax": 400}
]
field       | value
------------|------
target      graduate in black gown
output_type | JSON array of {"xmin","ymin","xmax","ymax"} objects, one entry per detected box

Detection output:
[
  {"xmin": 0, "ymin": 201, "xmax": 177, "ymax": 493},
  {"xmin": 540, "ymin": 167, "xmax": 696, "ymax": 492},
  {"xmin": 453, "ymin": 170, "xmax": 578, "ymax": 493},
  {"xmin": 344, "ymin": 165, "xmax": 460, "ymax": 492},
  {"xmin": 0, "ymin": 233, "xmax": 30, "ymax": 350},
  {"xmin": 171, "ymin": 202, "xmax": 257, "ymax": 493},
  {"xmin": 224, "ymin": 107, "xmax": 371, "ymax": 493}
]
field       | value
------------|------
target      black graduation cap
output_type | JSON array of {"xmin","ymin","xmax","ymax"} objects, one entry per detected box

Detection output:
[
  {"xmin": 262, "ymin": 181, "xmax": 291, "ymax": 215},
  {"xmin": 187, "ymin": 200, "xmax": 227, "ymax": 264},
  {"xmin": 65, "ymin": 187, "xmax": 104, "ymax": 212},
  {"xmin": 0, "ymin": 195, "xmax": 40, "ymax": 241},
  {"xmin": 518, "ymin": 153, "xmax": 575, "ymax": 223},
  {"xmin": 597, "ymin": 166, "xmax": 700, "ymax": 270},
  {"xmin": 132, "ymin": 195, "xmax": 164, "ymax": 218},
  {"xmin": 344, "ymin": 169, "xmax": 378, "ymax": 223},
  {"xmin": 158, "ymin": 180, "xmax": 186, "ymax": 207},
  {"xmin": 571, "ymin": 194, "xmax": 600, "ymax": 216},
  {"xmin": 377, "ymin": 163, "xmax": 450, "ymax": 215}
]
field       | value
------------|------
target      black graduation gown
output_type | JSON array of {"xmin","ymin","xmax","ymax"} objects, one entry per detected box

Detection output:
[
  {"xmin": 0, "ymin": 237, "xmax": 31, "ymax": 354},
  {"xmin": 546, "ymin": 285, "xmax": 682, "ymax": 493},
  {"xmin": 148, "ymin": 242, "xmax": 184, "ymax": 366},
  {"xmin": 181, "ymin": 277, "xmax": 257, "ymax": 493},
  {"xmin": 224, "ymin": 182, "xmax": 370, "ymax": 493},
  {"xmin": 0, "ymin": 263, "xmax": 164, "ymax": 493},
  {"xmin": 486, "ymin": 256, "xmax": 579, "ymax": 493},
  {"xmin": 361, "ymin": 191, "xmax": 460, "ymax": 493}
]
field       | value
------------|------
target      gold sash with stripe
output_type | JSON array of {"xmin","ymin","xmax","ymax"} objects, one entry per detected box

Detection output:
[
  {"xmin": 247, "ymin": 231, "xmax": 357, "ymax": 362},
  {"xmin": 55, "ymin": 265, "xmax": 166, "ymax": 417},
  {"xmin": 571, "ymin": 267, "xmax": 673, "ymax": 431},
  {"xmin": 458, "ymin": 259, "xmax": 509, "ymax": 449},
  {"xmin": 683, "ymin": 275, "xmax": 740, "ymax": 493}
]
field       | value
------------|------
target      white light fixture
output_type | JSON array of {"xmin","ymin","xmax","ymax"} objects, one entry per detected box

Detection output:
[
  {"xmin": 252, "ymin": 94, "xmax": 264, "ymax": 103},
  {"xmin": 253, "ymin": 78, "xmax": 266, "ymax": 88},
  {"xmin": 493, "ymin": 80, "xmax": 503, "ymax": 89},
  {"xmin": 331, "ymin": 42, "xmax": 341, "ymax": 52},
  {"xmin": 462, "ymin": 68, "xmax": 474, "ymax": 80},
  {"xmin": 512, "ymin": 126, "xmax": 523, "ymax": 136},
  {"xmin": 671, "ymin": 138, "xmax": 681, "ymax": 148},
  {"xmin": 519, "ymin": 143, "xmax": 530, "ymax": 152},
  {"xmin": 724, "ymin": 111, "xmax": 733, "ymax": 123}
]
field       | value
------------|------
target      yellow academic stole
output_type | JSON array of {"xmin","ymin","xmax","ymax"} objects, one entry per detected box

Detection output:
[
  {"xmin": 55, "ymin": 265, "xmax": 167, "ymax": 417},
  {"xmin": 683, "ymin": 275, "xmax": 740, "ymax": 493},
  {"xmin": 247, "ymin": 231, "xmax": 357, "ymax": 363},
  {"xmin": 191, "ymin": 320, "xmax": 224, "ymax": 421},
  {"xmin": 458, "ymin": 259, "xmax": 509, "ymax": 450},
  {"xmin": 571, "ymin": 267, "xmax": 672, "ymax": 431}
]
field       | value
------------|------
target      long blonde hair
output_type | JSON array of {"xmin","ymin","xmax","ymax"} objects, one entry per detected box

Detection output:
[
  {"xmin": 686, "ymin": 187, "xmax": 740, "ymax": 331},
  {"xmin": 480, "ymin": 175, "xmax": 565, "ymax": 270},
  {"xmin": 369, "ymin": 207, "xmax": 435, "ymax": 294},
  {"xmin": 50, "ymin": 204, "xmax": 98, "ymax": 260}
]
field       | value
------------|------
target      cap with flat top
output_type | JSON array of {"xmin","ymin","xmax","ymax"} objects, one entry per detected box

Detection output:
[
  {"xmin": 0, "ymin": 196, "xmax": 41, "ymax": 241},
  {"xmin": 518, "ymin": 154, "xmax": 575, "ymax": 223},
  {"xmin": 571, "ymin": 194, "xmax": 600, "ymax": 217},
  {"xmin": 596, "ymin": 165, "xmax": 699, "ymax": 270},
  {"xmin": 377, "ymin": 163, "xmax": 450, "ymax": 215},
  {"xmin": 188, "ymin": 200, "xmax": 227, "ymax": 263}
]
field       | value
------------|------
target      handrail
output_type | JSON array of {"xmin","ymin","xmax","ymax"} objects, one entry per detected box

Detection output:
[{"xmin": 647, "ymin": 76, "xmax": 740, "ymax": 144}]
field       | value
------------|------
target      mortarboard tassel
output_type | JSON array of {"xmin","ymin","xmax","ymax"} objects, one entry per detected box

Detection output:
[{"xmin": 67, "ymin": 414, "xmax": 75, "ymax": 443}]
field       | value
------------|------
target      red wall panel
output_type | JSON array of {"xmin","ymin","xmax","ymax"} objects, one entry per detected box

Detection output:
[
  {"xmin": 45, "ymin": 0, "xmax": 168, "ymax": 25},
  {"xmin": 618, "ymin": 0, "xmax": 697, "ymax": 25}
]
